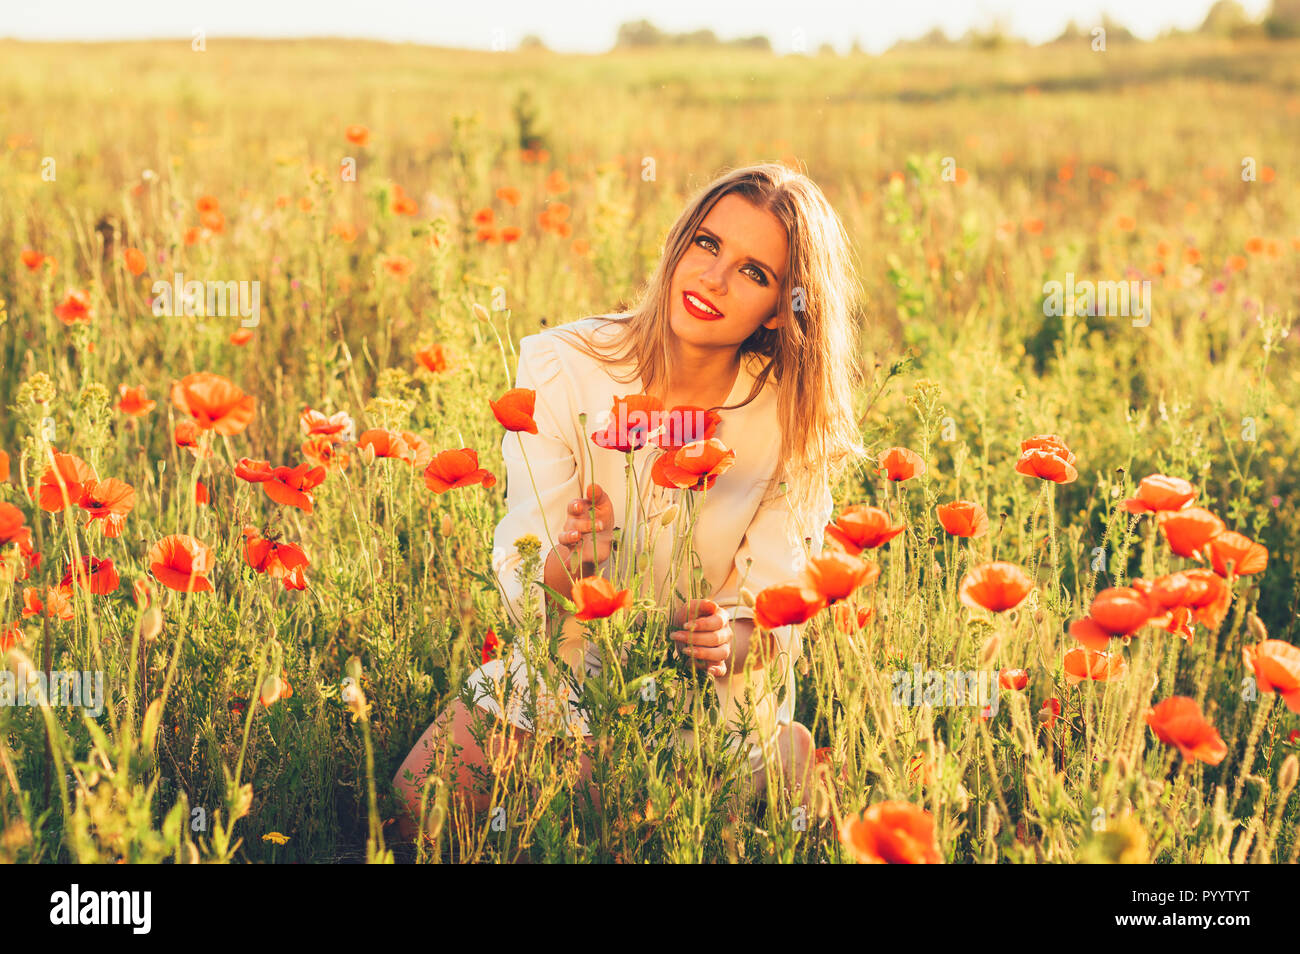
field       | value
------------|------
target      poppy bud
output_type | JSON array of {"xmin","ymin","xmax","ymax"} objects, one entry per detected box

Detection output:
[
  {"xmin": 359, "ymin": 442, "xmax": 376, "ymax": 465},
  {"xmin": 740, "ymin": 587, "xmax": 756, "ymax": 608},
  {"xmin": 657, "ymin": 504, "xmax": 678, "ymax": 528},
  {"xmin": 1280, "ymin": 754, "xmax": 1298, "ymax": 794},
  {"xmin": 439, "ymin": 513, "xmax": 453, "ymax": 536},
  {"xmin": 978, "ymin": 633, "xmax": 1002, "ymax": 668},
  {"xmin": 1247, "ymin": 612, "xmax": 1268, "ymax": 642},
  {"xmin": 636, "ymin": 551, "xmax": 650, "ymax": 574},
  {"xmin": 471, "ymin": 303, "xmax": 490, "ymax": 323},
  {"xmin": 140, "ymin": 605, "xmax": 163, "ymax": 643}
]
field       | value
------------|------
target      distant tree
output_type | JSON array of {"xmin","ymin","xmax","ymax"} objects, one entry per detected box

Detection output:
[
  {"xmin": 671, "ymin": 28, "xmax": 719, "ymax": 46},
  {"xmin": 1051, "ymin": 20, "xmax": 1087, "ymax": 44},
  {"xmin": 1097, "ymin": 14, "xmax": 1138, "ymax": 43},
  {"xmin": 730, "ymin": 34, "xmax": 772, "ymax": 51},
  {"xmin": 1200, "ymin": 0, "xmax": 1254, "ymax": 35},
  {"xmin": 517, "ymin": 33, "xmax": 548, "ymax": 51},
  {"xmin": 849, "ymin": 37, "xmax": 864, "ymax": 55},
  {"xmin": 817, "ymin": 41, "xmax": 837, "ymax": 56},
  {"xmin": 1265, "ymin": 0, "xmax": 1300, "ymax": 36},
  {"xmin": 616, "ymin": 19, "xmax": 663, "ymax": 47}
]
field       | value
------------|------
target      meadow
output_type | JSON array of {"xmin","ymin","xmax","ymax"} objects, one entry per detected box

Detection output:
[{"xmin": 0, "ymin": 35, "xmax": 1297, "ymax": 863}]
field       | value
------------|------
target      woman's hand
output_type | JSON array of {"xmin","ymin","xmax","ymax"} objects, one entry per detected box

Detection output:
[
  {"xmin": 671, "ymin": 597, "xmax": 732, "ymax": 678},
  {"xmin": 558, "ymin": 482, "xmax": 616, "ymax": 572}
]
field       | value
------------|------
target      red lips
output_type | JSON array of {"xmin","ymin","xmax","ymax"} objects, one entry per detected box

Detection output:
[{"xmin": 682, "ymin": 290, "xmax": 725, "ymax": 320}]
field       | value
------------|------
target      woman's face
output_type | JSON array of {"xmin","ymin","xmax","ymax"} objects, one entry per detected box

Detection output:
[{"xmin": 668, "ymin": 193, "xmax": 789, "ymax": 350}]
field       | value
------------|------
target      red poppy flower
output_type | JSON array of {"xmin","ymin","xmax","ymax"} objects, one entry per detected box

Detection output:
[
  {"xmin": 1205, "ymin": 531, "xmax": 1268, "ymax": 577},
  {"xmin": 1123, "ymin": 474, "xmax": 1196, "ymax": 514},
  {"xmin": 423, "ymin": 449, "xmax": 497, "ymax": 494},
  {"xmin": 299, "ymin": 408, "xmax": 353, "ymax": 442},
  {"xmin": 32, "ymin": 451, "xmax": 96, "ymax": 512},
  {"xmin": 571, "ymin": 576, "xmax": 633, "ymax": 621},
  {"xmin": 242, "ymin": 528, "xmax": 310, "ymax": 580},
  {"xmin": 1145, "ymin": 696, "xmax": 1227, "ymax": 765},
  {"xmin": 170, "ymin": 372, "xmax": 256, "ymax": 435},
  {"xmin": 591, "ymin": 394, "xmax": 665, "ymax": 453},
  {"xmin": 1134, "ymin": 569, "xmax": 1231, "ymax": 633},
  {"xmin": 61, "ymin": 556, "xmax": 119, "ymax": 595},
  {"xmin": 345, "ymin": 124, "xmax": 370, "ymax": 146},
  {"xmin": 0, "ymin": 502, "xmax": 33, "ymax": 553},
  {"xmin": 22, "ymin": 585, "xmax": 74, "ymax": 621},
  {"xmin": 1039, "ymin": 697, "xmax": 1062, "ymax": 729},
  {"xmin": 173, "ymin": 419, "xmax": 211, "ymax": 458},
  {"xmin": 958, "ymin": 562, "xmax": 1033, "ymax": 613},
  {"xmin": 77, "ymin": 477, "xmax": 136, "ymax": 537},
  {"xmin": 754, "ymin": 581, "xmax": 826, "ymax": 631},
  {"xmin": 54, "ymin": 289, "xmax": 94, "ymax": 324},
  {"xmin": 998, "ymin": 668, "xmax": 1029, "ymax": 691},
  {"xmin": 0, "ymin": 622, "xmax": 21, "ymax": 653},
  {"xmin": 801, "ymin": 552, "xmax": 879, "ymax": 605},
  {"xmin": 116, "ymin": 385, "xmax": 156, "ymax": 416},
  {"xmin": 1068, "ymin": 587, "xmax": 1154, "ymax": 650},
  {"xmin": 1157, "ymin": 507, "xmax": 1225, "ymax": 559},
  {"xmin": 877, "ymin": 447, "xmax": 926, "ymax": 482},
  {"xmin": 195, "ymin": 480, "xmax": 209, "ymax": 505},
  {"xmin": 0, "ymin": 450, "xmax": 8, "ymax": 483},
  {"xmin": 481, "ymin": 627, "xmax": 501, "ymax": 663},
  {"xmin": 236, "ymin": 460, "xmax": 327, "ymax": 513},
  {"xmin": 148, "ymin": 534, "xmax": 214, "ymax": 592},
  {"xmin": 824, "ymin": 506, "xmax": 906, "ymax": 554},
  {"xmin": 832, "ymin": 603, "xmax": 875, "ymax": 632},
  {"xmin": 302, "ymin": 436, "xmax": 350, "ymax": 472},
  {"xmin": 1019, "ymin": 434, "xmax": 1075, "ymax": 465},
  {"xmin": 283, "ymin": 566, "xmax": 308, "ymax": 591},
  {"xmin": 489, "ymin": 388, "xmax": 538, "ymax": 434},
  {"xmin": 1241, "ymin": 640, "xmax": 1300, "ymax": 713},
  {"xmin": 936, "ymin": 500, "xmax": 988, "ymax": 538},
  {"xmin": 416, "ymin": 343, "xmax": 451, "ymax": 374},
  {"xmin": 123, "ymin": 247, "xmax": 147, "ymax": 276},
  {"xmin": 1063, "ymin": 647, "xmax": 1127, "ymax": 684},
  {"xmin": 650, "ymin": 438, "xmax": 736, "ymax": 492},
  {"xmin": 229, "ymin": 328, "xmax": 253, "ymax": 346},
  {"xmin": 1014, "ymin": 448, "xmax": 1078, "ymax": 484},
  {"xmin": 839, "ymin": 801, "xmax": 942, "ymax": 864},
  {"xmin": 357, "ymin": 429, "xmax": 431, "ymax": 468}
]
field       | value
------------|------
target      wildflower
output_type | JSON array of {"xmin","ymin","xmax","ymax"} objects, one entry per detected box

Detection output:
[
  {"xmin": 299, "ymin": 408, "xmax": 354, "ymax": 442},
  {"xmin": 1241, "ymin": 640, "xmax": 1300, "ymax": 713},
  {"xmin": 936, "ymin": 500, "xmax": 988, "ymax": 538},
  {"xmin": 32, "ymin": 451, "xmax": 96, "ymax": 512},
  {"xmin": 242, "ymin": 528, "xmax": 309, "ymax": 580},
  {"xmin": 1145, "ymin": 697, "xmax": 1227, "ymax": 765},
  {"xmin": 591, "ymin": 394, "xmax": 664, "ymax": 453},
  {"xmin": 173, "ymin": 419, "xmax": 213, "ymax": 458},
  {"xmin": 1123, "ymin": 474, "xmax": 1196, "ymax": 514},
  {"xmin": 235, "ymin": 459, "xmax": 327, "ymax": 513},
  {"xmin": 21, "ymin": 585, "xmax": 74, "ymax": 621},
  {"xmin": 998, "ymin": 669, "xmax": 1029, "ymax": 691},
  {"xmin": 1205, "ymin": 531, "xmax": 1268, "ymax": 577},
  {"xmin": 800, "ymin": 552, "xmax": 879, "ymax": 606},
  {"xmin": 77, "ymin": 477, "xmax": 136, "ymax": 537},
  {"xmin": 61, "ymin": 556, "xmax": 119, "ymax": 595},
  {"xmin": 116, "ymin": 385, "xmax": 156, "ymax": 416},
  {"xmin": 123, "ymin": 248, "xmax": 147, "ymax": 276},
  {"xmin": 423, "ymin": 449, "xmax": 497, "ymax": 494},
  {"xmin": 262, "ymin": 831, "xmax": 291, "ymax": 845},
  {"xmin": 259, "ymin": 674, "xmax": 292, "ymax": 707},
  {"xmin": 958, "ymin": 562, "xmax": 1033, "ymax": 613},
  {"xmin": 824, "ymin": 506, "xmax": 905, "ymax": 553},
  {"xmin": 147, "ymin": 534, "xmax": 215, "ymax": 592},
  {"xmin": 650, "ymin": 438, "xmax": 736, "ymax": 492},
  {"xmin": 489, "ymin": 388, "xmax": 538, "ymax": 434},
  {"xmin": 1063, "ymin": 647, "xmax": 1127, "ymax": 684},
  {"xmin": 571, "ymin": 577, "xmax": 632, "ymax": 621},
  {"xmin": 357, "ymin": 429, "xmax": 431, "ymax": 468},
  {"xmin": 839, "ymin": 801, "xmax": 942, "ymax": 864},
  {"xmin": 876, "ymin": 446, "xmax": 926, "ymax": 481},
  {"xmin": 416, "ymin": 343, "xmax": 451, "ymax": 374},
  {"xmin": 1069, "ymin": 587, "xmax": 1154, "ymax": 651},
  {"xmin": 54, "ymin": 290, "xmax": 93, "ymax": 325},
  {"xmin": 345, "ymin": 124, "xmax": 370, "ymax": 146},
  {"xmin": 1157, "ymin": 507, "xmax": 1225, "ymax": 559},
  {"xmin": 754, "ymin": 582, "xmax": 826, "ymax": 631},
  {"xmin": 481, "ymin": 627, "xmax": 501, "ymax": 664},
  {"xmin": 171, "ymin": 372, "xmax": 256, "ymax": 435}
]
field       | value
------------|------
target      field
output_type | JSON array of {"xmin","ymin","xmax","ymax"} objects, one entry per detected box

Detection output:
[{"xmin": 0, "ymin": 35, "xmax": 1298, "ymax": 863}]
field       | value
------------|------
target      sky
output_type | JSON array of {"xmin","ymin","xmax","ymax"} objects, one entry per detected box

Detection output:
[{"xmin": 0, "ymin": 0, "xmax": 1277, "ymax": 54}]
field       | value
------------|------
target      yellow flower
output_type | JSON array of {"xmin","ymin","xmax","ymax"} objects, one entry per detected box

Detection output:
[{"xmin": 261, "ymin": 831, "xmax": 289, "ymax": 846}]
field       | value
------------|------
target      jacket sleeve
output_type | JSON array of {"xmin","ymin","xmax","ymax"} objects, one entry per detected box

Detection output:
[
  {"xmin": 490, "ymin": 333, "xmax": 582, "ymax": 634},
  {"xmin": 710, "ymin": 476, "xmax": 836, "ymax": 654}
]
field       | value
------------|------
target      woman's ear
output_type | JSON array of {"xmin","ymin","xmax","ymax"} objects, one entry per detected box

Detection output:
[{"xmin": 761, "ymin": 312, "xmax": 785, "ymax": 331}]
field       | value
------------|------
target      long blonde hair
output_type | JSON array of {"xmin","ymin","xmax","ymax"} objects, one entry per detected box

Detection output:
[{"xmin": 550, "ymin": 161, "xmax": 866, "ymax": 527}]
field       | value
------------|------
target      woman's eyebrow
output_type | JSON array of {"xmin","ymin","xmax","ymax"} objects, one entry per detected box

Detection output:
[{"xmin": 697, "ymin": 226, "xmax": 778, "ymax": 279}]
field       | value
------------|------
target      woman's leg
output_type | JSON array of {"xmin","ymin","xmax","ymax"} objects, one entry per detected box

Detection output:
[
  {"xmin": 392, "ymin": 700, "xmax": 600, "ymax": 840},
  {"xmin": 750, "ymin": 720, "xmax": 816, "ymax": 809}
]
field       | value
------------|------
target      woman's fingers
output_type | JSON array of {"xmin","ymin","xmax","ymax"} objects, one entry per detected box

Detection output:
[{"xmin": 674, "ymin": 640, "xmax": 729, "ymax": 662}]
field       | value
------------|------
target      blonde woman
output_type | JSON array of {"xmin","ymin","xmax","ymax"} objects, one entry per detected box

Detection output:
[{"xmin": 394, "ymin": 161, "xmax": 865, "ymax": 836}]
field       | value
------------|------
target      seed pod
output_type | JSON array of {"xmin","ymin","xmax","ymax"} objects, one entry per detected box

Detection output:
[
  {"xmin": 1247, "ymin": 613, "xmax": 1268, "ymax": 642},
  {"xmin": 140, "ymin": 605, "xmax": 163, "ymax": 643}
]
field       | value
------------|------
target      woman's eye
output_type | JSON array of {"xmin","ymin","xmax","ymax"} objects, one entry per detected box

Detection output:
[{"xmin": 695, "ymin": 235, "xmax": 768, "ymax": 285}]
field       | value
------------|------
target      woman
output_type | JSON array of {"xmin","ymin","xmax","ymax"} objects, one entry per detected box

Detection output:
[{"xmin": 393, "ymin": 161, "xmax": 865, "ymax": 837}]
